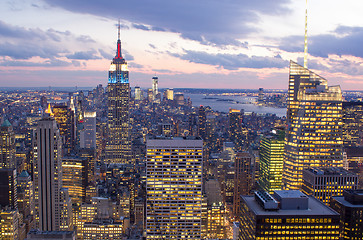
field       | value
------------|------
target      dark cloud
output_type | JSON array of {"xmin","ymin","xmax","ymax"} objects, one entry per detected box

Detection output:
[
  {"xmin": 280, "ymin": 26, "xmax": 363, "ymax": 59},
  {"xmin": 123, "ymin": 50, "xmax": 134, "ymax": 61},
  {"xmin": 0, "ymin": 20, "xmax": 108, "ymax": 67},
  {"xmin": 43, "ymin": 0, "xmax": 291, "ymax": 46},
  {"xmin": 173, "ymin": 50, "xmax": 288, "ymax": 70},
  {"xmin": 66, "ymin": 50, "xmax": 101, "ymax": 60},
  {"xmin": 98, "ymin": 49, "xmax": 113, "ymax": 59},
  {"xmin": 77, "ymin": 35, "xmax": 96, "ymax": 43},
  {"xmin": 130, "ymin": 23, "xmax": 169, "ymax": 32},
  {"xmin": 128, "ymin": 63, "xmax": 144, "ymax": 68},
  {"xmin": 0, "ymin": 58, "xmax": 73, "ymax": 67},
  {"xmin": 149, "ymin": 44, "xmax": 156, "ymax": 49},
  {"xmin": 296, "ymin": 57, "xmax": 329, "ymax": 72},
  {"xmin": 326, "ymin": 58, "xmax": 363, "ymax": 76},
  {"xmin": 151, "ymin": 26, "xmax": 167, "ymax": 32},
  {"xmin": 180, "ymin": 33, "xmax": 248, "ymax": 47},
  {"xmin": 98, "ymin": 48, "xmax": 134, "ymax": 61},
  {"xmin": 132, "ymin": 23, "xmax": 150, "ymax": 31},
  {"xmin": 0, "ymin": 69, "xmax": 106, "ymax": 87},
  {"xmin": 0, "ymin": 42, "xmax": 62, "ymax": 59},
  {"xmin": 152, "ymin": 69, "xmax": 175, "ymax": 73}
]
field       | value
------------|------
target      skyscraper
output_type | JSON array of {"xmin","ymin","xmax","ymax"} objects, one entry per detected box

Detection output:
[
  {"xmin": 258, "ymin": 88, "xmax": 264, "ymax": 104},
  {"xmin": 233, "ymin": 152, "xmax": 253, "ymax": 218},
  {"xmin": 53, "ymin": 105, "xmax": 76, "ymax": 155},
  {"xmin": 283, "ymin": 61, "xmax": 343, "ymax": 190},
  {"xmin": 0, "ymin": 119, "xmax": 16, "ymax": 169},
  {"xmin": 33, "ymin": 112, "xmax": 64, "ymax": 231},
  {"xmin": 134, "ymin": 86, "xmax": 141, "ymax": 101},
  {"xmin": 62, "ymin": 157, "xmax": 88, "ymax": 204},
  {"xmin": 302, "ymin": 167, "xmax": 358, "ymax": 205},
  {"xmin": 146, "ymin": 137, "xmax": 203, "ymax": 239},
  {"xmin": 80, "ymin": 111, "xmax": 96, "ymax": 149},
  {"xmin": 229, "ymin": 109, "xmax": 245, "ymax": 151},
  {"xmin": 105, "ymin": 24, "xmax": 131, "ymax": 164},
  {"xmin": 259, "ymin": 131, "xmax": 285, "ymax": 193},
  {"xmin": 330, "ymin": 190, "xmax": 363, "ymax": 239},
  {"xmin": 198, "ymin": 106, "xmax": 206, "ymax": 140},
  {"xmin": 342, "ymin": 101, "xmax": 363, "ymax": 147},
  {"xmin": 0, "ymin": 168, "xmax": 17, "ymax": 209},
  {"xmin": 152, "ymin": 76, "xmax": 158, "ymax": 100}
]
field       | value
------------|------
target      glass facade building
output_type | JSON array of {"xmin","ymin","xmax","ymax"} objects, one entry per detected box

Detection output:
[
  {"xmin": 259, "ymin": 131, "xmax": 285, "ymax": 194},
  {"xmin": 283, "ymin": 61, "xmax": 343, "ymax": 190}
]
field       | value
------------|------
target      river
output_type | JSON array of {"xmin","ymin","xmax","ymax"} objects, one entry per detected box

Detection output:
[{"xmin": 184, "ymin": 94, "xmax": 286, "ymax": 117}]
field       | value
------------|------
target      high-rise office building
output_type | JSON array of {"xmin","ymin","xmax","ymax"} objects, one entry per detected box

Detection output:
[
  {"xmin": 152, "ymin": 76, "xmax": 158, "ymax": 100},
  {"xmin": 146, "ymin": 137, "xmax": 203, "ymax": 239},
  {"xmin": 0, "ymin": 168, "xmax": 17, "ymax": 209},
  {"xmin": 229, "ymin": 109, "xmax": 245, "ymax": 151},
  {"xmin": 163, "ymin": 88, "xmax": 174, "ymax": 101},
  {"xmin": 0, "ymin": 208, "xmax": 20, "ymax": 240},
  {"xmin": 105, "ymin": 24, "xmax": 131, "ymax": 164},
  {"xmin": 343, "ymin": 146, "xmax": 363, "ymax": 187},
  {"xmin": 17, "ymin": 170, "xmax": 34, "ymax": 233},
  {"xmin": 0, "ymin": 119, "xmax": 16, "ymax": 169},
  {"xmin": 302, "ymin": 167, "xmax": 358, "ymax": 205},
  {"xmin": 283, "ymin": 61, "xmax": 343, "ymax": 190},
  {"xmin": 233, "ymin": 152, "xmax": 253, "ymax": 218},
  {"xmin": 146, "ymin": 88, "xmax": 152, "ymax": 103},
  {"xmin": 259, "ymin": 131, "xmax": 285, "ymax": 193},
  {"xmin": 40, "ymin": 96, "xmax": 47, "ymax": 110},
  {"xmin": 33, "ymin": 114, "xmax": 65, "ymax": 231},
  {"xmin": 258, "ymin": 88, "xmax": 264, "ymax": 104},
  {"xmin": 53, "ymin": 105, "xmax": 76, "ymax": 154},
  {"xmin": 80, "ymin": 111, "xmax": 96, "ymax": 149},
  {"xmin": 330, "ymin": 189, "xmax": 363, "ymax": 239},
  {"xmin": 83, "ymin": 219, "xmax": 125, "ymax": 240},
  {"xmin": 157, "ymin": 123, "xmax": 173, "ymax": 137},
  {"xmin": 78, "ymin": 148, "xmax": 96, "ymax": 185},
  {"xmin": 174, "ymin": 93, "xmax": 184, "ymax": 105},
  {"xmin": 239, "ymin": 190, "xmax": 340, "ymax": 239},
  {"xmin": 62, "ymin": 157, "xmax": 88, "ymax": 204},
  {"xmin": 342, "ymin": 101, "xmax": 363, "ymax": 147},
  {"xmin": 204, "ymin": 179, "xmax": 227, "ymax": 239},
  {"xmin": 134, "ymin": 86, "xmax": 141, "ymax": 101},
  {"xmin": 198, "ymin": 106, "xmax": 206, "ymax": 140}
]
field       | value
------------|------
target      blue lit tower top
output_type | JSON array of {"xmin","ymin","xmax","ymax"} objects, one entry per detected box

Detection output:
[{"xmin": 108, "ymin": 22, "xmax": 129, "ymax": 84}]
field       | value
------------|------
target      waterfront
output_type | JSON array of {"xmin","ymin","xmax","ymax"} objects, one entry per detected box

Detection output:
[{"xmin": 185, "ymin": 93, "xmax": 287, "ymax": 117}]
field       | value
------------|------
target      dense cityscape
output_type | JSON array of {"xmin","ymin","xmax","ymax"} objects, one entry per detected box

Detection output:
[{"xmin": 2, "ymin": 1, "xmax": 363, "ymax": 240}]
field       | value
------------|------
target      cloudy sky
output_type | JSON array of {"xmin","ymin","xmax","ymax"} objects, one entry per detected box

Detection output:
[{"xmin": 1, "ymin": 0, "xmax": 363, "ymax": 90}]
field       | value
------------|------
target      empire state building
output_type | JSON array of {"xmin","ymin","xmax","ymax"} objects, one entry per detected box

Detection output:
[{"xmin": 105, "ymin": 24, "xmax": 131, "ymax": 164}]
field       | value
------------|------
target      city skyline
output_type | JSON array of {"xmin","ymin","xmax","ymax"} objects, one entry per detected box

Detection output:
[{"xmin": 1, "ymin": 0, "xmax": 363, "ymax": 90}]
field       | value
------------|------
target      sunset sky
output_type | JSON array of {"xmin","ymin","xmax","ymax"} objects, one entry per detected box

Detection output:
[{"xmin": 1, "ymin": 0, "xmax": 363, "ymax": 90}]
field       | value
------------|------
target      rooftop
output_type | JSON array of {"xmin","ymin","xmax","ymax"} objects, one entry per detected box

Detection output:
[
  {"xmin": 305, "ymin": 167, "xmax": 355, "ymax": 176},
  {"xmin": 242, "ymin": 192, "xmax": 339, "ymax": 217}
]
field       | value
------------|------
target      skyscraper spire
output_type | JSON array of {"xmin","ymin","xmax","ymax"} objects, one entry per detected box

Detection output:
[
  {"xmin": 115, "ymin": 20, "xmax": 123, "ymax": 59},
  {"xmin": 118, "ymin": 19, "xmax": 120, "ymax": 40},
  {"xmin": 304, "ymin": 0, "xmax": 308, "ymax": 68}
]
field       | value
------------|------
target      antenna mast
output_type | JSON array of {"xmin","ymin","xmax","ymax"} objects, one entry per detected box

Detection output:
[{"xmin": 304, "ymin": 0, "xmax": 308, "ymax": 68}]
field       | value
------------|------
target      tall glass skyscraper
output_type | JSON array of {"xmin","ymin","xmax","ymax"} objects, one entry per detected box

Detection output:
[
  {"xmin": 259, "ymin": 131, "xmax": 285, "ymax": 193},
  {"xmin": 283, "ymin": 61, "xmax": 343, "ymax": 190},
  {"xmin": 105, "ymin": 25, "xmax": 131, "ymax": 164}
]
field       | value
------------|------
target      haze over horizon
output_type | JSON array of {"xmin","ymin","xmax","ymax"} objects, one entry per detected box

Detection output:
[{"xmin": 1, "ymin": 0, "xmax": 363, "ymax": 90}]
